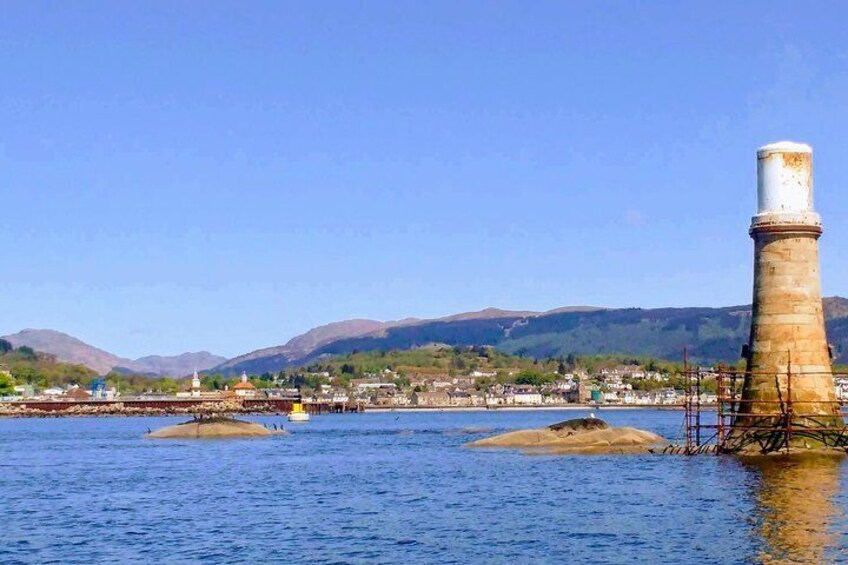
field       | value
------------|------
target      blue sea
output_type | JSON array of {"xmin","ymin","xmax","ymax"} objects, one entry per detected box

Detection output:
[{"xmin": 2, "ymin": 409, "xmax": 847, "ymax": 564}]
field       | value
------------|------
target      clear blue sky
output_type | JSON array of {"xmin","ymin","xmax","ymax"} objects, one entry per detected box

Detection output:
[{"xmin": 3, "ymin": 2, "xmax": 848, "ymax": 359}]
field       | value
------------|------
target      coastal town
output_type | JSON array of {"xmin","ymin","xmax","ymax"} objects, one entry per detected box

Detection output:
[
  {"xmin": 4, "ymin": 344, "xmax": 848, "ymax": 413},
  {"xmin": 292, "ymin": 365, "xmax": 707, "ymax": 408}
]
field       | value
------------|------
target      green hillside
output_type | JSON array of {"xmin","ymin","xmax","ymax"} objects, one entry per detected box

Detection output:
[
  {"xmin": 0, "ymin": 338, "xmax": 201, "ymax": 395},
  {"xmin": 0, "ymin": 339, "xmax": 97, "ymax": 393}
]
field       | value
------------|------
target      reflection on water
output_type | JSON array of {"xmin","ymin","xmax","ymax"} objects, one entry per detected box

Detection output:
[{"xmin": 745, "ymin": 455, "xmax": 847, "ymax": 564}]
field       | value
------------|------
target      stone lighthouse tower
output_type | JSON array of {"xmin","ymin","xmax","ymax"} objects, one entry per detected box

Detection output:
[{"xmin": 732, "ymin": 141, "xmax": 844, "ymax": 451}]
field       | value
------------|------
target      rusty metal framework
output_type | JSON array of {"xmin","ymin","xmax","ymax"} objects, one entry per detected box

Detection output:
[{"xmin": 682, "ymin": 350, "xmax": 848, "ymax": 455}]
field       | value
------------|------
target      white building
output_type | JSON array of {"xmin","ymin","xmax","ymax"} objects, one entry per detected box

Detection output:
[
  {"xmin": 835, "ymin": 378, "xmax": 848, "ymax": 400},
  {"xmin": 233, "ymin": 372, "xmax": 258, "ymax": 398},
  {"xmin": 602, "ymin": 391, "xmax": 620, "ymax": 403},
  {"xmin": 354, "ymin": 382, "xmax": 396, "ymax": 394},
  {"xmin": 513, "ymin": 392, "xmax": 543, "ymax": 405}
]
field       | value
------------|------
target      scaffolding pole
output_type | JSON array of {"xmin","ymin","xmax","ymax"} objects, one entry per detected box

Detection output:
[{"xmin": 681, "ymin": 350, "xmax": 848, "ymax": 455}]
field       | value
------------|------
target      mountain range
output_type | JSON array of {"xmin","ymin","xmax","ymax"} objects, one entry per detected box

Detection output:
[
  {"xmin": 8, "ymin": 297, "xmax": 848, "ymax": 376},
  {"xmin": 214, "ymin": 306, "xmax": 603, "ymax": 374},
  {"xmin": 213, "ymin": 297, "xmax": 848, "ymax": 374},
  {"xmin": 1, "ymin": 329, "xmax": 226, "ymax": 376}
]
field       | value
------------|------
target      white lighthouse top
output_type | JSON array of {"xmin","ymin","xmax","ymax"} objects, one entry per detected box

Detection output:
[
  {"xmin": 757, "ymin": 141, "xmax": 812, "ymax": 158},
  {"xmin": 756, "ymin": 140, "xmax": 814, "ymax": 215}
]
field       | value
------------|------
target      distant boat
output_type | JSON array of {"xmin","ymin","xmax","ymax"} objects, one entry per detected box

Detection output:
[{"xmin": 288, "ymin": 402, "xmax": 310, "ymax": 423}]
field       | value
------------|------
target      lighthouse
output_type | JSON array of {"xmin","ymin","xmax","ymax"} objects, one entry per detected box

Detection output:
[
  {"xmin": 191, "ymin": 371, "xmax": 201, "ymax": 398},
  {"xmin": 731, "ymin": 141, "xmax": 844, "ymax": 451}
]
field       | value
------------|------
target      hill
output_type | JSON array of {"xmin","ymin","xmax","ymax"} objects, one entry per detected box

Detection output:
[
  {"xmin": 2, "ymin": 329, "xmax": 225, "ymax": 376},
  {"xmin": 3, "ymin": 330, "xmax": 122, "ymax": 375},
  {"xmin": 0, "ymin": 340, "xmax": 208, "ymax": 396},
  {"xmin": 214, "ymin": 319, "xmax": 392, "ymax": 375},
  {"xmin": 119, "ymin": 352, "xmax": 227, "ymax": 377},
  {"xmin": 215, "ymin": 307, "xmax": 601, "ymax": 375},
  {"xmin": 215, "ymin": 298, "xmax": 848, "ymax": 375},
  {"xmin": 0, "ymin": 340, "xmax": 97, "ymax": 391}
]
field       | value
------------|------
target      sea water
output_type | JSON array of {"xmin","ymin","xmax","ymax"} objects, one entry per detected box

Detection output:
[{"xmin": 2, "ymin": 409, "xmax": 847, "ymax": 564}]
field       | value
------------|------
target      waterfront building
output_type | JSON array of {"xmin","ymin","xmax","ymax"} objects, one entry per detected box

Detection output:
[
  {"xmin": 447, "ymin": 390, "xmax": 480, "ymax": 407},
  {"xmin": 485, "ymin": 393, "xmax": 507, "ymax": 406},
  {"xmin": 513, "ymin": 391, "xmax": 543, "ymax": 405},
  {"xmin": 545, "ymin": 388, "xmax": 573, "ymax": 404},
  {"xmin": 411, "ymin": 391, "xmax": 450, "ymax": 407},
  {"xmin": 602, "ymin": 391, "xmax": 620, "ymax": 403},
  {"xmin": 369, "ymin": 390, "xmax": 410, "ymax": 406},
  {"xmin": 233, "ymin": 372, "xmax": 258, "ymax": 398},
  {"xmin": 264, "ymin": 387, "xmax": 300, "ymax": 399},
  {"xmin": 354, "ymin": 382, "xmax": 397, "ymax": 394}
]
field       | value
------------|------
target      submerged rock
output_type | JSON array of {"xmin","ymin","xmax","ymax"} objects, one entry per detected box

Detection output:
[
  {"xmin": 466, "ymin": 417, "xmax": 668, "ymax": 455},
  {"xmin": 145, "ymin": 417, "xmax": 285, "ymax": 439}
]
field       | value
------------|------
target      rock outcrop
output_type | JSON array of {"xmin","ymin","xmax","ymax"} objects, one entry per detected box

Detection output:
[
  {"xmin": 466, "ymin": 417, "xmax": 668, "ymax": 455},
  {"xmin": 145, "ymin": 417, "xmax": 284, "ymax": 439}
]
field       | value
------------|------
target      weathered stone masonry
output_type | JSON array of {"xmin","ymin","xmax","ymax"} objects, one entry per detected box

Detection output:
[{"xmin": 733, "ymin": 142, "xmax": 844, "ymax": 448}]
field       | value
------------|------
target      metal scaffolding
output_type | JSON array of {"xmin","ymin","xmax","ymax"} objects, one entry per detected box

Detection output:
[{"xmin": 682, "ymin": 351, "xmax": 848, "ymax": 455}]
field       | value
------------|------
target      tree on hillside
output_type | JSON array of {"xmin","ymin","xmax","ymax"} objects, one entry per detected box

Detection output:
[
  {"xmin": 632, "ymin": 379, "xmax": 663, "ymax": 392},
  {"xmin": 451, "ymin": 355, "xmax": 466, "ymax": 370},
  {"xmin": 514, "ymin": 370, "xmax": 555, "ymax": 387},
  {"xmin": 201, "ymin": 375, "xmax": 222, "ymax": 390},
  {"xmin": 0, "ymin": 339, "xmax": 12, "ymax": 354},
  {"xmin": 0, "ymin": 371, "xmax": 15, "ymax": 395},
  {"xmin": 16, "ymin": 346, "xmax": 37, "ymax": 360},
  {"xmin": 10, "ymin": 365, "xmax": 43, "ymax": 385},
  {"xmin": 475, "ymin": 377, "xmax": 493, "ymax": 391},
  {"xmin": 157, "ymin": 378, "xmax": 179, "ymax": 394}
]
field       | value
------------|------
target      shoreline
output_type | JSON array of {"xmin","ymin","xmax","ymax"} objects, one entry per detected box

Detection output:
[
  {"xmin": 0, "ymin": 410, "xmax": 290, "ymax": 419},
  {"xmin": 0, "ymin": 403, "xmax": 703, "ymax": 418},
  {"xmin": 364, "ymin": 404, "xmax": 693, "ymax": 413}
]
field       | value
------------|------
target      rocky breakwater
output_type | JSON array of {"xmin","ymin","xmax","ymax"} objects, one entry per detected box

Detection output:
[
  {"xmin": 0, "ymin": 399, "xmax": 267, "ymax": 418},
  {"xmin": 466, "ymin": 417, "xmax": 668, "ymax": 455}
]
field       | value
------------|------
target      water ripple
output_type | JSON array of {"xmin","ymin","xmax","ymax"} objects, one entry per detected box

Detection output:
[{"xmin": 1, "ymin": 410, "xmax": 847, "ymax": 563}]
